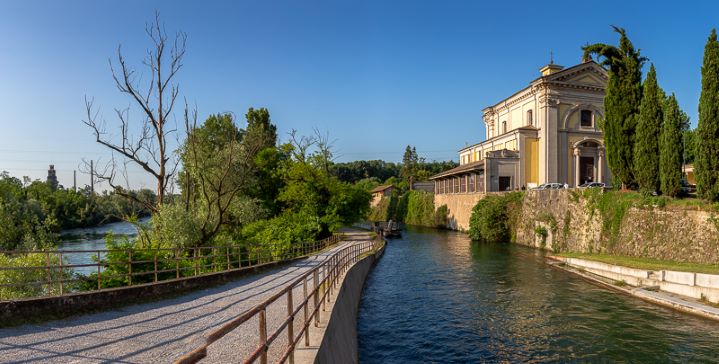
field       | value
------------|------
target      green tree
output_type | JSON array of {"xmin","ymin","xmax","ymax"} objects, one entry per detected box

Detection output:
[
  {"xmin": 244, "ymin": 107, "xmax": 278, "ymax": 158},
  {"xmin": 401, "ymin": 145, "xmax": 419, "ymax": 189},
  {"xmin": 697, "ymin": 29, "xmax": 719, "ymax": 201},
  {"xmin": 683, "ymin": 128, "xmax": 696, "ymax": 165},
  {"xmin": 583, "ymin": 26, "xmax": 646, "ymax": 188},
  {"xmin": 179, "ymin": 113, "xmax": 261, "ymax": 246},
  {"xmin": 660, "ymin": 94, "xmax": 684, "ymax": 197},
  {"xmin": 634, "ymin": 64, "xmax": 663, "ymax": 193}
]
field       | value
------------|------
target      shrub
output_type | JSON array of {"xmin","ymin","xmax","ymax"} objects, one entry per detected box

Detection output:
[
  {"xmin": 468, "ymin": 192, "xmax": 523, "ymax": 243},
  {"xmin": 0, "ymin": 252, "xmax": 68, "ymax": 299}
]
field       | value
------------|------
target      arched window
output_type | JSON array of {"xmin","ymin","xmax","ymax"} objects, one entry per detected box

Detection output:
[
  {"xmin": 502, "ymin": 120, "xmax": 507, "ymax": 134},
  {"xmin": 580, "ymin": 110, "xmax": 593, "ymax": 127},
  {"xmin": 527, "ymin": 110, "xmax": 533, "ymax": 126}
]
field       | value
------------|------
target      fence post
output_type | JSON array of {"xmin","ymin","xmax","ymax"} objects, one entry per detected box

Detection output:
[
  {"xmin": 259, "ymin": 308, "xmax": 268, "ymax": 364},
  {"xmin": 175, "ymin": 248, "xmax": 180, "ymax": 279},
  {"xmin": 128, "ymin": 250, "xmax": 133, "ymax": 286},
  {"xmin": 58, "ymin": 252, "xmax": 64, "ymax": 295},
  {"xmin": 313, "ymin": 269, "xmax": 320, "ymax": 326},
  {"xmin": 287, "ymin": 289, "xmax": 295, "ymax": 364},
  {"xmin": 154, "ymin": 251, "xmax": 158, "ymax": 283},
  {"xmin": 46, "ymin": 251, "xmax": 51, "ymax": 295},
  {"xmin": 226, "ymin": 246, "xmax": 230, "ymax": 270},
  {"xmin": 194, "ymin": 248, "xmax": 198, "ymax": 276},
  {"xmin": 97, "ymin": 251, "xmax": 102, "ymax": 290},
  {"xmin": 303, "ymin": 277, "xmax": 310, "ymax": 346}
]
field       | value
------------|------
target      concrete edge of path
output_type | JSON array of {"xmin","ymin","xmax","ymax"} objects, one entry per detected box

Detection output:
[
  {"xmin": 546, "ymin": 257, "xmax": 719, "ymax": 322},
  {"xmin": 294, "ymin": 239, "xmax": 386, "ymax": 364},
  {"xmin": 0, "ymin": 252, "xmax": 334, "ymax": 328}
]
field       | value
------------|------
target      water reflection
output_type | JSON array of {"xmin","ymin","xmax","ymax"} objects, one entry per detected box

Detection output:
[{"xmin": 357, "ymin": 227, "xmax": 719, "ymax": 363}]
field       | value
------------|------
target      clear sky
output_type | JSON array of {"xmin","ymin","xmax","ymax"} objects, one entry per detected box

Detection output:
[{"xmin": 0, "ymin": 0, "xmax": 714, "ymax": 190}]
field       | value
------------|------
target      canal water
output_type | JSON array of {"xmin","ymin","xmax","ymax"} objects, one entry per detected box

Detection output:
[{"xmin": 357, "ymin": 227, "xmax": 719, "ymax": 363}]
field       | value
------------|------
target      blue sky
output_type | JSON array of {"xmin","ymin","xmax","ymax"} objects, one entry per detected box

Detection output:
[{"xmin": 0, "ymin": 0, "xmax": 714, "ymax": 189}]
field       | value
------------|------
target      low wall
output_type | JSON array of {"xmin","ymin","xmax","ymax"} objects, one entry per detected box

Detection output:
[
  {"xmin": 434, "ymin": 193, "xmax": 484, "ymax": 231},
  {"xmin": 314, "ymin": 243, "xmax": 385, "ymax": 364},
  {"xmin": 0, "ymin": 260, "xmax": 294, "ymax": 327},
  {"xmin": 557, "ymin": 257, "xmax": 719, "ymax": 304},
  {"xmin": 515, "ymin": 189, "xmax": 719, "ymax": 264}
]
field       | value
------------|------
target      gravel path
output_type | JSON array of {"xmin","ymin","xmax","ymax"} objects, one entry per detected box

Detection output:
[{"xmin": 0, "ymin": 232, "xmax": 370, "ymax": 363}]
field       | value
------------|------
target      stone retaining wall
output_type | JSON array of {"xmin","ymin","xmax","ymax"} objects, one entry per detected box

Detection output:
[
  {"xmin": 434, "ymin": 193, "xmax": 485, "ymax": 231},
  {"xmin": 515, "ymin": 189, "xmax": 719, "ymax": 264},
  {"xmin": 313, "ymin": 243, "xmax": 384, "ymax": 364}
]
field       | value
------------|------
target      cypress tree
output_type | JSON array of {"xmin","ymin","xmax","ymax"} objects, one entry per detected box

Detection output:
[
  {"xmin": 697, "ymin": 29, "xmax": 719, "ymax": 201},
  {"xmin": 660, "ymin": 94, "xmax": 684, "ymax": 197},
  {"xmin": 583, "ymin": 27, "xmax": 645, "ymax": 189},
  {"xmin": 634, "ymin": 64, "xmax": 662, "ymax": 193}
]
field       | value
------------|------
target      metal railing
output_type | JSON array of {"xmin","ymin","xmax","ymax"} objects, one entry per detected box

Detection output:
[
  {"xmin": 174, "ymin": 237, "xmax": 384, "ymax": 364},
  {"xmin": 0, "ymin": 234, "xmax": 343, "ymax": 301}
]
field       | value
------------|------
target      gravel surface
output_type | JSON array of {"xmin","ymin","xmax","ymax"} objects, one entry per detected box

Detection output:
[{"xmin": 0, "ymin": 232, "xmax": 370, "ymax": 364}]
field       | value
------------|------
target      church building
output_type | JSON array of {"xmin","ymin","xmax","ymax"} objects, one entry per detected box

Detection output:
[{"xmin": 431, "ymin": 60, "xmax": 609, "ymax": 193}]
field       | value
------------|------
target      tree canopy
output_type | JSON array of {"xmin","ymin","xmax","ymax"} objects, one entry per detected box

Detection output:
[
  {"xmin": 634, "ymin": 64, "xmax": 663, "ymax": 193},
  {"xmin": 583, "ymin": 26, "xmax": 646, "ymax": 188},
  {"xmin": 697, "ymin": 29, "xmax": 719, "ymax": 201}
]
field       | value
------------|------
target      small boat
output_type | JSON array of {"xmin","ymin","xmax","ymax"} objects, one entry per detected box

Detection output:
[{"xmin": 384, "ymin": 228, "xmax": 402, "ymax": 238}]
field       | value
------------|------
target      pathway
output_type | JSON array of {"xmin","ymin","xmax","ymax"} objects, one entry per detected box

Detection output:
[{"xmin": 0, "ymin": 231, "xmax": 370, "ymax": 363}]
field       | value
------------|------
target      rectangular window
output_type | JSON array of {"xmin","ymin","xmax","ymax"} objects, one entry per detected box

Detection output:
[
  {"xmin": 469, "ymin": 174, "xmax": 475, "ymax": 192},
  {"xmin": 581, "ymin": 110, "xmax": 592, "ymax": 127}
]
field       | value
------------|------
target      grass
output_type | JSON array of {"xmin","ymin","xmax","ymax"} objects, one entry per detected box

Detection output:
[
  {"xmin": 608, "ymin": 190, "xmax": 719, "ymax": 211},
  {"xmin": 556, "ymin": 252, "xmax": 719, "ymax": 275}
]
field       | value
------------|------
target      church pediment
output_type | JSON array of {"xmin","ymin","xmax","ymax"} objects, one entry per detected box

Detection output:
[{"xmin": 542, "ymin": 62, "xmax": 608, "ymax": 88}]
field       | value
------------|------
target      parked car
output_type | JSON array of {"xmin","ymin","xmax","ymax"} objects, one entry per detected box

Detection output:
[
  {"xmin": 679, "ymin": 179, "xmax": 697, "ymax": 196},
  {"xmin": 579, "ymin": 182, "xmax": 605, "ymax": 188},
  {"xmin": 534, "ymin": 183, "xmax": 566, "ymax": 190}
]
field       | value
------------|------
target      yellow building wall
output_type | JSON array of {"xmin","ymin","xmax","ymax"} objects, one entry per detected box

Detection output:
[{"xmin": 525, "ymin": 138, "xmax": 539, "ymax": 184}]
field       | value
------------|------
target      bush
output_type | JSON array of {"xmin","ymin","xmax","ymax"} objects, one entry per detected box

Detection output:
[
  {"xmin": 468, "ymin": 192, "xmax": 524, "ymax": 243},
  {"xmin": 0, "ymin": 252, "xmax": 68, "ymax": 299},
  {"xmin": 146, "ymin": 203, "xmax": 203, "ymax": 249},
  {"xmin": 404, "ymin": 190, "xmax": 436, "ymax": 226},
  {"xmin": 242, "ymin": 211, "xmax": 323, "ymax": 259}
]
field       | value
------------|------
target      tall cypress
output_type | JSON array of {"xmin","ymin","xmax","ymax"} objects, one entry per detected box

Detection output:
[
  {"xmin": 583, "ymin": 27, "xmax": 645, "ymax": 189},
  {"xmin": 660, "ymin": 94, "xmax": 684, "ymax": 197},
  {"xmin": 634, "ymin": 64, "xmax": 662, "ymax": 193},
  {"xmin": 697, "ymin": 29, "xmax": 719, "ymax": 201}
]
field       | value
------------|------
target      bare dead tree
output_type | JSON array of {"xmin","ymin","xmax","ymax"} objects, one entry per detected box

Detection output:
[
  {"xmin": 82, "ymin": 12, "xmax": 186, "ymax": 212},
  {"xmin": 288, "ymin": 129, "xmax": 316, "ymax": 163},
  {"xmin": 313, "ymin": 128, "xmax": 337, "ymax": 174}
]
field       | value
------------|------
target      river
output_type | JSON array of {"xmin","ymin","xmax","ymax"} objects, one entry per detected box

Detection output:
[
  {"xmin": 357, "ymin": 227, "xmax": 719, "ymax": 363},
  {"xmin": 58, "ymin": 217, "xmax": 150, "ymax": 274}
]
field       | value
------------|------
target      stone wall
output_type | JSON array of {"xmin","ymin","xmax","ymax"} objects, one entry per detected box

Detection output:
[
  {"xmin": 515, "ymin": 189, "xmax": 719, "ymax": 264},
  {"xmin": 313, "ymin": 243, "xmax": 385, "ymax": 364},
  {"xmin": 434, "ymin": 193, "xmax": 485, "ymax": 231}
]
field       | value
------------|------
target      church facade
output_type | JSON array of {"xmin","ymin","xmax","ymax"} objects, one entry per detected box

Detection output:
[{"xmin": 431, "ymin": 60, "xmax": 609, "ymax": 194}]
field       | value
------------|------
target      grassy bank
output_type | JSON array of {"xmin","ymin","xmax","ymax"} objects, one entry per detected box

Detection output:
[{"xmin": 556, "ymin": 252, "xmax": 719, "ymax": 275}]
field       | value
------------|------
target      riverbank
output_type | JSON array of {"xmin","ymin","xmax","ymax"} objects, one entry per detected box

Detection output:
[{"xmin": 548, "ymin": 255, "xmax": 719, "ymax": 321}]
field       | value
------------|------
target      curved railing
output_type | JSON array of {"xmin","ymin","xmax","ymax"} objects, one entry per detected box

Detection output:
[
  {"xmin": 0, "ymin": 234, "xmax": 343, "ymax": 301},
  {"xmin": 174, "ymin": 237, "xmax": 384, "ymax": 364}
]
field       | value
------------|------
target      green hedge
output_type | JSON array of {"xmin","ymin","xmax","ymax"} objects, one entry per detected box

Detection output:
[{"xmin": 468, "ymin": 192, "xmax": 524, "ymax": 243}]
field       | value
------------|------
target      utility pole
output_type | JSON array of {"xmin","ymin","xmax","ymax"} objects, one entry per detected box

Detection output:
[{"xmin": 73, "ymin": 170, "xmax": 77, "ymax": 192}]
